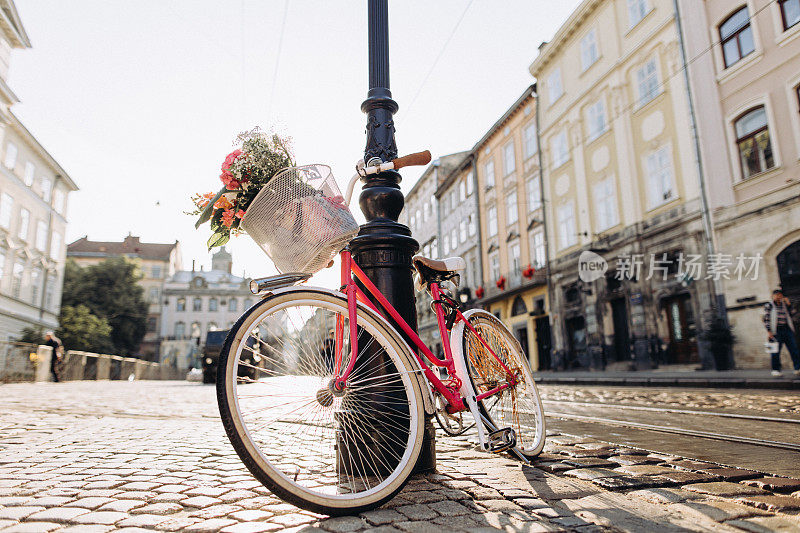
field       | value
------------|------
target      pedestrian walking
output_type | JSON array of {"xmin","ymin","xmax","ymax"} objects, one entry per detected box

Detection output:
[
  {"xmin": 763, "ymin": 289, "xmax": 800, "ymax": 377},
  {"xmin": 43, "ymin": 331, "xmax": 63, "ymax": 382}
]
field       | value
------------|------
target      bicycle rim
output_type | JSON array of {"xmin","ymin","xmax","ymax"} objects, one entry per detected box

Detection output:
[
  {"xmin": 217, "ymin": 290, "xmax": 424, "ymax": 515},
  {"xmin": 461, "ymin": 310, "xmax": 545, "ymax": 458}
]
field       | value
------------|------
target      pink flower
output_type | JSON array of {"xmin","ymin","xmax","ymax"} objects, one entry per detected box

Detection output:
[
  {"xmin": 221, "ymin": 150, "xmax": 242, "ymax": 172},
  {"xmin": 235, "ymin": 209, "xmax": 245, "ymax": 219},
  {"xmin": 222, "ymin": 209, "xmax": 235, "ymax": 227}
]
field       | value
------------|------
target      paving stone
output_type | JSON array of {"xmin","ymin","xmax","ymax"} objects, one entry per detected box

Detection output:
[
  {"xmin": 181, "ymin": 495, "xmax": 223, "ymax": 508},
  {"xmin": 221, "ymin": 523, "xmax": 283, "ymax": 533},
  {"xmin": 658, "ymin": 471, "xmax": 718, "ymax": 485},
  {"xmin": 154, "ymin": 516, "xmax": 203, "ymax": 531},
  {"xmin": 560, "ymin": 457, "xmax": 616, "ymax": 468},
  {"xmin": 130, "ymin": 502, "xmax": 183, "ymax": 515},
  {"xmin": 564, "ymin": 468, "xmax": 625, "ymax": 481},
  {"xmin": 119, "ymin": 481, "xmax": 160, "ymax": 491},
  {"xmin": 64, "ymin": 497, "xmax": 115, "ymax": 509},
  {"xmin": 477, "ymin": 499, "xmax": 524, "ymax": 512},
  {"xmin": 628, "ymin": 488, "xmax": 699, "ymax": 504},
  {"xmin": 98, "ymin": 499, "xmax": 147, "ymax": 512},
  {"xmin": 513, "ymin": 497, "xmax": 549, "ymax": 510},
  {"xmin": 614, "ymin": 465, "xmax": 676, "ymax": 476},
  {"xmin": 400, "ymin": 490, "xmax": 445, "ymax": 503},
  {"xmin": 28, "ymin": 496, "xmax": 74, "ymax": 507},
  {"xmin": 672, "ymin": 500, "xmax": 768, "ymax": 521},
  {"xmin": 463, "ymin": 486, "xmax": 503, "ymax": 500},
  {"xmin": 0, "ymin": 497, "xmax": 34, "ymax": 506},
  {"xmin": 431, "ymin": 515, "xmax": 480, "ymax": 529},
  {"xmin": 152, "ymin": 492, "xmax": 188, "ymax": 503},
  {"xmin": 69, "ymin": 511, "xmax": 129, "ymax": 525},
  {"xmin": 359, "ymin": 508, "xmax": 405, "ymax": 525},
  {"xmin": 726, "ymin": 516, "xmax": 800, "ymax": 533},
  {"xmin": 743, "ymin": 476, "xmax": 800, "ymax": 492},
  {"xmin": 269, "ymin": 513, "xmax": 316, "ymax": 527},
  {"xmin": 184, "ymin": 518, "xmax": 238, "ymax": 532},
  {"xmin": 116, "ymin": 514, "xmax": 170, "ymax": 528},
  {"xmin": 534, "ymin": 462, "xmax": 573, "ymax": 473},
  {"xmin": 0, "ymin": 506, "xmax": 45, "ymax": 520},
  {"xmin": 184, "ymin": 486, "xmax": 231, "ymax": 497},
  {"xmin": 76, "ymin": 489, "xmax": 123, "ymax": 498},
  {"xmin": 317, "ymin": 515, "xmax": 367, "ymax": 532},
  {"xmin": 683, "ymin": 481, "xmax": 768, "ymax": 497},
  {"xmin": 0, "ymin": 523, "xmax": 63, "ymax": 532},
  {"xmin": 56, "ymin": 526, "xmax": 115, "ymax": 533},
  {"xmin": 26, "ymin": 507, "xmax": 90, "ymax": 523},
  {"xmin": 154, "ymin": 484, "xmax": 191, "ymax": 494},
  {"xmin": 394, "ymin": 521, "xmax": 442, "ymax": 533},
  {"xmin": 591, "ymin": 475, "xmax": 663, "ymax": 490},
  {"xmin": 395, "ymin": 503, "xmax": 438, "ymax": 521},
  {"xmin": 736, "ymin": 494, "xmax": 800, "ymax": 512},
  {"xmin": 428, "ymin": 500, "xmax": 473, "ymax": 516},
  {"xmin": 696, "ymin": 467, "xmax": 761, "ymax": 481},
  {"xmin": 666, "ymin": 459, "xmax": 713, "ymax": 471},
  {"xmin": 607, "ymin": 455, "xmax": 661, "ymax": 466},
  {"xmin": 218, "ymin": 489, "xmax": 259, "ymax": 502}
]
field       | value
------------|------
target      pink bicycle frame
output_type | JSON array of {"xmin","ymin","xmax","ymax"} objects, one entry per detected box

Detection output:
[{"xmin": 333, "ymin": 251, "xmax": 516, "ymax": 414}]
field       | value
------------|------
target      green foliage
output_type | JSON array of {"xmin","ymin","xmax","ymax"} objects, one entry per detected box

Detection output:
[
  {"xmin": 18, "ymin": 326, "xmax": 44, "ymax": 344},
  {"xmin": 61, "ymin": 258, "xmax": 149, "ymax": 356},
  {"xmin": 56, "ymin": 305, "xmax": 113, "ymax": 354}
]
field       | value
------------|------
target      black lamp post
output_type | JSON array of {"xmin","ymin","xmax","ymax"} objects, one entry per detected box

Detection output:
[{"xmin": 346, "ymin": 0, "xmax": 436, "ymax": 473}]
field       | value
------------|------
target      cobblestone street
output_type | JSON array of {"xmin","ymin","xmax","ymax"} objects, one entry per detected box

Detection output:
[{"xmin": 2, "ymin": 381, "xmax": 800, "ymax": 532}]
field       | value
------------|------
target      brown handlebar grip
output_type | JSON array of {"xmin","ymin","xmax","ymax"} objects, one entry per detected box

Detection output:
[{"xmin": 392, "ymin": 150, "xmax": 432, "ymax": 170}]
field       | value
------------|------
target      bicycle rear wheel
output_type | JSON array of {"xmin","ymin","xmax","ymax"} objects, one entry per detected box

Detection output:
[
  {"xmin": 456, "ymin": 309, "xmax": 545, "ymax": 459},
  {"xmin": 217, "ymin": 290, "xmax": 425, "ymax": 516}
]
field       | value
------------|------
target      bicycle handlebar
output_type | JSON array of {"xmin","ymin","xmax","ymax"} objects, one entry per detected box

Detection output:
[
  {"xmin": 392, "ymin": 150, "xmax": 432, "ymax": 170},
  {"xmin": 344, "ymin": 150, "xmax": 432, "ymax": 206}
]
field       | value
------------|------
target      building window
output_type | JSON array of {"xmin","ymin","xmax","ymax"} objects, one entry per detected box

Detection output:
[
  {"xmin": 587, "ymin": 99, "xmax": 607, "ymax": 141},
  {"xmin": 512, "ymin": 296, "xmax": 527, "ymax": 316},
  {"xmin": 30, "ymin": 266, "xmax": 41, "ymax": 304},
  {"xmin": 557, "ymin": 203, "xmax": 577, "ymax": 249},
  {"xmin": 489, "ymin": 251, "xmax": 500, "ymax": 281},
  {"xmin": 45, "ymin": 272, "xmax": 56, "ymax": 309},
  {"xmin": 12, "ymin": 259, "xmax": 24, "ymax": 299},
  {"xmin": 484, "ymin": 160, "xmax": 495, "ymax": 188},
  {"xmin": 547, "ymin": 68, "xmax": 563, "ymax": 103},
  {"xmin": 0, "ymin": 193, "xmax": 12, "ymax": 229},
  {"xmin": 628, "ymin": 0, "xmax": 649, "ymax": 26},
  {"xmin": 735, "ymin": 106, "xmax": 774, "ymax": 179},
  {"xmin": 191, "ymin": 322, "xmax": 201, "ymax": 338},
  {"xmin": 551, "ymin": 131, "xmax": 569, "ymax": 169},
  {"xmin": 40, "ymin": 177, "xmax": 52, "ymax": 202},
  {"xmin": 152, "ymin": 265, "xmax": 162, "ymax": 278},
  {"xmin": 526, "ymin": 176, "xmax": 542, "ymax": 212},
  {"xmin": 35, "ymin": 221, "xmax": 47, "ymax": 252},
  {"xmin": 175, "ymin": 322, "xmax": 185, "ymax": 338},
  {"xmin": 458, "ymin": 180, "xmax": 466, "ymax": 202},
  {"xmin": 49, "ymin": 232, "xmax": 61, "ymax": 260},
  {"xmin": 720, "ymin": 7, "xmax": 755, "ymax": 68},
  {"xmin": 523, "ymin": 122, "xmax": 538, "ymax": 159},
  {"xmin": 4, "ymin": 142, "xmax": 17, "ymax": 169},
  {"xmin": 645, "ymin": 146, "xmax": 675, "ymax": 206},
  {"xmin": 423, "ymin": 202, "xmax": 430, "ymax": 222},
  {"xmin": 509, "ymin": 240, "xmax": 521, "ymax": 273},
  {"xmin": 18, "ymin": 208, "xmax": 29, "ymax": 241},
  {"xmin": 177, "ymin": 298, "xmax": 186, "ymax": 312},
  {"xmin": 147, "ymin": 317, "xmax": 157, "ymax": 333},
  {"xmin": 468, "ymin": 213, "xmax": 476, "ymax": 236},
  {"xmin": 593, "ymin": 178, "xmax": 618, "ymax": 231},
  {"xmin": 487, "ymin": 206, "xmax": 498, "ymax": 237},
  {"xmin": 53, "ymin": 188, "xmax": 66, "ymax": 215},
  {"xmin": 0, "ymin": 248, "xmax": 5, "ymax": 280},
  {"xmin": 443, "ymin": 234, "xmax": 450, "ymax": 255},
  {"xmin": 447, "ymin": 192, "xmax": 455, "ymax": 211},
  {"xmin": 410, "ymin": 214, "xmax": 415, "ymax": 230},
  {"xmin": 149, "ymin": 287, "xmax": 159, "ymax": 303},
  {"xmin": 636, "ymin": 58, "xmax": 659, "ymax": 107},
  {"xmin": 193, "ymin": 297, "xmax": 202, "ymax": 311},
  {"xmin": 580, "ymin": 29, "xmax": 599, "ymax": 70},
  {"xmin": 530, "ymin": 229, "xmax": 545, "ymax": 268},
  {"xmin": 466, "ymin": 171, "xmax": 474, "ymax": 196},
  {"xmin": 503, "ymin": 141, "xmax": 516, "ymax": 176},
  {"xmin": 229, "ymin": 298, "xmax": 237, "ymax": 311},
  {"xmin": 459, "ymin": 219, "xmax": 467, "ymax": 243},
  {"xmin": 23, "ymin": 162, "xmax": 35, "ymax": 187},
  {"xmin": 450, "ymin": 228, "xmax": 458, "ymax": 250},
  {"xmin": 506, "ymin": 191, "xmax": 518, "ymax": 226},
  {"xmin": 780, "ymin": 0, "xmax": 800, "ymax": 30}
]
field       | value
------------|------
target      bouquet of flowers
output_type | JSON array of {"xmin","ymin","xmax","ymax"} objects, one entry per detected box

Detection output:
[{"xmin": 190, "ymin": 128, "xmax": 294, "ymax": 249}]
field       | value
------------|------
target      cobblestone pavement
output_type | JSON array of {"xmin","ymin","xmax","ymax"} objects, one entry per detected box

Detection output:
[{"xmin": 1, "ymin": 381, "xmax": 800, "ymax": 532}]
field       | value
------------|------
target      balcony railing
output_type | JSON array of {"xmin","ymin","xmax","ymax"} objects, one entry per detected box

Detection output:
[{"xmin": 483, "ymin": 267, "xmax": 547, "ymax": 300}]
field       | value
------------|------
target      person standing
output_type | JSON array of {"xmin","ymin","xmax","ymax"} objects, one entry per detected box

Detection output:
[
  {"xmin": 43, "ymin": 331, "xmax": 63, "ymax": 382},
  {"xmin": 763, "ymin": 289, "xmax": 800, "ymax": 377}
]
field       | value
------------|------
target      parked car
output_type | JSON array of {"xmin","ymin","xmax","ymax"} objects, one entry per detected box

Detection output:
[{"xmin": 201, "ymin": 329, "xmax": 261, "ymax": 384}]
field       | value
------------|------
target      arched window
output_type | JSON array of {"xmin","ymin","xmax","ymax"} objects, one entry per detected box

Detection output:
[
  {"xmin": 176, "ymin": 298, "xmax": 186, "ymax": 312},
  {"xmin": 191, "ymin": 322, "xmax": 201, "ymax": 338},
  {"xmin": 174, "ymin": 322, "xmax": 185, "ymax": 338},
  {"xmin": 512, "ymin": 296, "xmax": 528, "ymax": 316},
  {"xmin": 229, "ymin": 298, "xmax": 237, "ymax": 311},
  {"xmin": 209, "ymin": 297, "xmax": 218, "ymax": 311},
  {"xmin": 735, "ymin": 106, "xmax": 774, "ymax": 179},
  {"xmin": 719, "ymin": 7, "xmax": 754, "ymax": 68},
  {"xmin": 193, "ymin": 297, "xmax": 202, "ymax": 311},
  {"xmin": 146, "ymin": 317, "xmax": 157, "ymax": 332}
]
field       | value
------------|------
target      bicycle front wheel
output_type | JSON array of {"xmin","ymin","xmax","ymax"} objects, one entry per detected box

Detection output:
[
  {"xmin": 217, "ymin": 290, "xmax": 425, "ymax": 516},
  {"xmin": 457, "ymin": 309, "xmax": 545, "ymax": 459}
]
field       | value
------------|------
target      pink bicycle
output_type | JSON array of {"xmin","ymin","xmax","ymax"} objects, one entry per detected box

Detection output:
[{"xmin": 216, "ymin": 157, "xmax": 545, "ymax": 515}]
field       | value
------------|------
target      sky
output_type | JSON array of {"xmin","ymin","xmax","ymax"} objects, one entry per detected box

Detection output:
[{"xmin": 10, "ymin": 0, "xmax": 582, "ymax": 283}]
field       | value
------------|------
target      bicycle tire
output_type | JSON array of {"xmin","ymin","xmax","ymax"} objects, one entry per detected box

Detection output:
[
  {"xmin": 216, "ymin": 289, "xmax": 426, "ymax": 516},
  {"xmin": 452, "ymin": 309, "xmax": 546, "ymax": 459}
]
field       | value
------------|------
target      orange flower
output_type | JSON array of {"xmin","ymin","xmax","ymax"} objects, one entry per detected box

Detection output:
[
  {"xmin": 202, "ymin": 192, "xmax": 214, "ymax": 199},
  {"xmin": 214, "ymin": 196, "xmax": 233, "ymax": 210}
]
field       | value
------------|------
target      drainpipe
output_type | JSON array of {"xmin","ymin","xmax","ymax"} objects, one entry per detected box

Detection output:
[
  {"xmin": 673, "ymin": 0, "xmax": 730, "ymax": 366},
  {"xmin": 434, "ymin": 160, "xmax": 442, "ymax": 257},
  {"xmin": 535, "ymin": 88, "xmax": 556, "ymax": 368},
  {"xmin": 471, "ymin": 155, "xmax": 484, "ymax": 292}
]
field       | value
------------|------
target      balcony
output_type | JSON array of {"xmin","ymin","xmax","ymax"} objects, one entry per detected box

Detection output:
[{"xmin": 481, "ymin": 267, "xmax": 547, "ymax": 302}]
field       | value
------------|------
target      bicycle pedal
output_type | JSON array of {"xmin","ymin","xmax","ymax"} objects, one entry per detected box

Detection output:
[{"xmin": 487, "ymin": 427, "xmax": 516, "ymax": 453}]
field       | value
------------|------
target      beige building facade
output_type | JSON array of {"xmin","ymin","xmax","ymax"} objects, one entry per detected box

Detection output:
[
  {"xmin": 530, "ymin": 0, "xmax": 720, "ymax": 370},
  {"xmin": 0, "ymin": 1, "xmax": 78, "ymax": 342},
  {"xmin": 474, "ymin": 86, "xmax": 552, "ymax": 371},
  {"xmin": 679, "ymin": 0, "xmax": 800, "ymax": 368}
]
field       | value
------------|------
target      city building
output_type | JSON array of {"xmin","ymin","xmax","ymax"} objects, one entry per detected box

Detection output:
[
  {"xmin": 0, "ymin": 1, "xmax": 79, "ymax": 342},
  {"xmin": 67, "ymin": 235, "xmax": 182, "ymax": 359},
  {"xmin": 678, "ymin": 0, "xmax": 800, "ymax": 368},
  {"xmin": 474, "ymin": 86, "xmax": 552, "ymax": 371},
  {"xmin": 159, "ymin": 248, "xmax": 252, "ymax": 371},
  {"xmin": 400, "ymin": 152, "xmax": 467, "ymax": 355},
  {"xmin": 529, "ymin": 0, "xmax": 718, "ymax": 370}
]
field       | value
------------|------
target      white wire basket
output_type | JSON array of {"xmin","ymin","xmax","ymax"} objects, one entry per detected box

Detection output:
[{"xmin": 241, "ymin": 164, "xmax": 359, "ymax": 274}]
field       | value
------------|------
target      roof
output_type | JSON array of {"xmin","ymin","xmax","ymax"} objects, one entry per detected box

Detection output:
[
  {"xmin": 167, "ymin": 269, "xmax": 246, "ymax": 286},
  {"xmin": 0, "ymin": 0, "xmax": 30, "ymax": 49},
  {"xmin": 406, "ymin": 151, "xmax": 470, "ymax": 200},
  {"xmin": 472, "ymin": 85, "xmax": 536, "ymax": 152},
  {"xmin": 528, "ymin": 0, "xmax": 602, "ymax": 76},
  {"xmin": 67, "ymin": 235, "xmax": 178, "ymax": 262}
]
